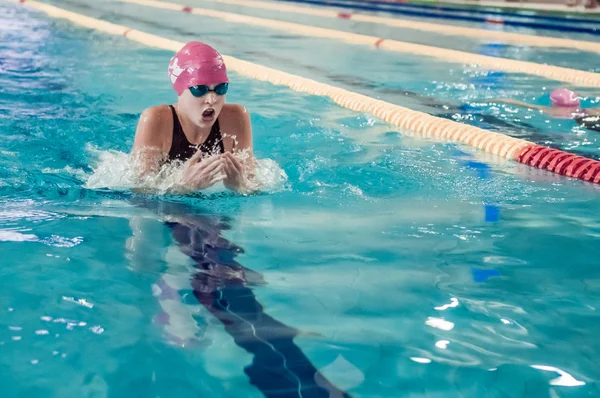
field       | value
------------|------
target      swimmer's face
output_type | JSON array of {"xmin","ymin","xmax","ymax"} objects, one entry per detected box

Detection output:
[{"xmin": 178, "ymin": 83, "xmax": 227, "ymax": 128}]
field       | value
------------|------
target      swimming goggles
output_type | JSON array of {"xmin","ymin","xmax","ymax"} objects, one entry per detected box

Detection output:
[{"xmin": 189, "ymin": 82, "xmax": 229, "ymax": 97}]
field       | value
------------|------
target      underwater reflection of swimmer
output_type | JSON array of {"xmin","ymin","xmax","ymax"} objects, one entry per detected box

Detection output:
[
  {"xmin": 487, "ymin": 88, "xmax": 600, "ymax": 133},
  {"xmin": 128, "ymin": 198, "xmax": 352, "ymax": 398}
]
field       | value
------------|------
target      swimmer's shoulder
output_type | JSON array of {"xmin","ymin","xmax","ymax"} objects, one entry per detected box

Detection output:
[
  {"xmin": 220, "ymin": 104, "xmax": 252, "ymax": 151},
  {"xmin": 133, "ymin": 104, "xmax": 174, "ymax": 152},
  {"xmin": 221, "ymin": 104, "xmax": 250, "ymax": 128}
]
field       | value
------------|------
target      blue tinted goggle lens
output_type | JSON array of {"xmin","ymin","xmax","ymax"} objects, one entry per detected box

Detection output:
[{"xmin": 189, "ymin": 82, "xmax": 229, "ymax": 97}]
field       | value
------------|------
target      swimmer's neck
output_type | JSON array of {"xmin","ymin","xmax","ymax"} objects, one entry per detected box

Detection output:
[{"xmin": 174, "ymin": 104, "xmax": 214, "ymax": 144}]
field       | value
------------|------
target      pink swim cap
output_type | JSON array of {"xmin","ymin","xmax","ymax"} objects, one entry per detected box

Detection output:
[
  {"xmin": 168, "ymin": 42, "xmax": 228, "ymax": 96},
  {"xmin": 550, "ymin": 88, "xmax": 580, "ymax": 108}
]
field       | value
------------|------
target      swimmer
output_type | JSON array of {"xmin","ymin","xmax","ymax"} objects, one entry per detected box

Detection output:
[
  {"xmin": 131, "ymin": 41, "xmax": 255, "ymax": 193},
  {"xmin": 487, "ymin": 88, "xmax": 600, "ymax": 132}
]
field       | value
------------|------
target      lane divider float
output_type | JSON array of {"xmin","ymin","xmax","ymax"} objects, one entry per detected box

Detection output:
[
  {"xmin": 116, "ymin": 0, "xmax": 600, "ymax": 88},
  {"xmin": 202, "ymin": 0, "xmax": 600, "ymax": 54}
]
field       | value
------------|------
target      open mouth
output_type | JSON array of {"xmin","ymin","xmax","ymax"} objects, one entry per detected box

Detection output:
[{"xmin": 202, "ymin": 108, "xmax": 215, "ymax": 120}]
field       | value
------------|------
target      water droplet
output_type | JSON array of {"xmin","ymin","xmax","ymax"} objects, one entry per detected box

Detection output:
[
  {"xmin": 90, "ymin": 326, "xmax": 104, "ymax": 334},
  {"xmin": 435, "ymin": 340, "xmax": 450, "ymax": 349},
  {"xmin": 425, "ymin": 317, "xmax": 455, "ymax": 331},
  {"xmin": 12, "ymin": 336, "xmax": 21, "ymax": 341}
]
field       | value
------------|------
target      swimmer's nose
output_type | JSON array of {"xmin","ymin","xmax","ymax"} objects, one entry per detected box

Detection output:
[{"xmin": 205, "ymin": 92, "xmax": 218, "ymax": 105}]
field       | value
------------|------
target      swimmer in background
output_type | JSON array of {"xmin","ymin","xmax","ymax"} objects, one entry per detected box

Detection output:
[
  {"xmin": 131, "ymin": 41, "xmax": 256, "ymax": 194},
  {"xmin": 486, "ymin": 88, "xmax": 600, "ymax": 132}
]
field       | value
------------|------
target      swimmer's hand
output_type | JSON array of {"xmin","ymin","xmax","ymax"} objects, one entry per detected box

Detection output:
[
  {"xmin": 178, "ymin": 151, "xmax": 225, "ymax": 193},
  {"xmin": 223, "ymin": 152, "xmax": 253, "ymax": 193}
]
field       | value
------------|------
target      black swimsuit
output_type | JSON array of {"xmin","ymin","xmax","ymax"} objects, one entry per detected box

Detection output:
[
  {"xmin": 575, "ymin": 115, "xmax": 600, "ymax": 133},
  {"xmin": 167, "ymin": 105, "xmax": 225, "ymax": 162}
]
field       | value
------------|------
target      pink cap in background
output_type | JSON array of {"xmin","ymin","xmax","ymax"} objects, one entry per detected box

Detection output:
[{"xmin": 550, "ymin": 88, "xmax": 580, "ymax": 108}]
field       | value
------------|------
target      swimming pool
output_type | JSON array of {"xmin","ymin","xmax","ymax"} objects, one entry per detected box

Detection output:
[{"xmin": 2, "ymin": 1, "xmax": 600, "ymax": 397}]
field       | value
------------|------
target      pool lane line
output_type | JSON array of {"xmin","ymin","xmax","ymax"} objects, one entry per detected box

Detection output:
[
  {"xmin": 274, "ymin": 0, "xmax": 600, "ymax": 35},
  {"xmin": 116, "ymin": 0, "xmax": 600, "ymax": 88},
  {"xmin": 198, "ymin": 0, "xmax": 600, "ymax": 54},
  {"xmin": 332, "ymin": 0, "xmax": 600, "ymax": 25},
  {"xmin": 11, "ymin": 0, "xmax": 600, "ymax": 186}
]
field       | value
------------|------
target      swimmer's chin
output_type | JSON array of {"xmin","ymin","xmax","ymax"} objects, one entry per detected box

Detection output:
[{"xmin": 188, "ymin": 119, "xmax": 215, "ymax": 129}]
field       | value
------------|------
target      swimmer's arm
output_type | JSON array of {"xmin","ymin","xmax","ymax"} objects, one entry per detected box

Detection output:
[
  {"xmin": 131, "ymin": 106, "xmax": 170, "ymax": 179},
  {"xmin": 235, "ymin": 106, "xmax": 259, "ymax": 189},
  {"xmin": 131, "ymin": 107, "xmax": 199, "ymax": 195},
  {"xmin": 222, "ymin": 105, "xmax": 258, "ymax": 193},
  {"xmin": 486, "ymin": 98, "xmax": 549, "ymax": 112}
]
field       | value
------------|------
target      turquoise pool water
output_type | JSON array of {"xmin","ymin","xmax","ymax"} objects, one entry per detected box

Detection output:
[{"xmin": 2, "ymin": 1, "xmax": 600, "ymax": 397}]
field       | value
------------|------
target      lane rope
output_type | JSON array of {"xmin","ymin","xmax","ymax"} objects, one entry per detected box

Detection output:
[
  {"xmin": 116, "ymin": 0, "xmax": 600, "ymax": 88},
  {"xmin": 201, "ymin": 0, "xmax": 600, "ymax": 54}
]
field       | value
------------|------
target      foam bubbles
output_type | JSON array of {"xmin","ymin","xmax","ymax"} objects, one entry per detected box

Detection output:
[{"xmin": 84, "ymin": 145, "xmax": 287, "ymax": 195}]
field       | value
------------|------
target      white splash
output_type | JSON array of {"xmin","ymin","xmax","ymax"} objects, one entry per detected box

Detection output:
[
  {"xmin": 62, "ymin": 296, "xmax": 94, "ymax": 309},
  {"xmin": 90, "ymin": 326, "xmax": 104, "ymax": 335},
  {"xmin": 0, "ymin": 230, "xmax": 82, "ymax": 248},
  {"xmin": 435, "ymin": 298, "xmax": 459, "ymax": 311},
  {"xmin": 425, "ymin": 317, "xmax": 455, "ymax": 331},
  {"xmin": 410, "ymin": 357, "xmax": 432, "ymax": 364},
  {"xmin": 41, "ymin": 165, "xmax": 88, "ymax": 179},
  {"xmin": 0, "ymin": 230, "xmax": 38, "ymax": 242},
  {"xmin": 84, "ymin": 145, "xmax": 287, "ymax": 195},
  {"xmin": 531, "ymin": 365, "xmax": 585, "ymax": 387},
  {"xmin": 435, "ymin": 340, "xmax": 450, "ymax": 349},
  {"xmin": 43, "ymin": 235, "xmax": 83, "ymax": 248}
]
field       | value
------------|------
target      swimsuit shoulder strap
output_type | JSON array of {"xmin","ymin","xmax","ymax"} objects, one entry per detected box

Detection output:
[{"xmin": 168, "ymin": 105, "xmax": 194, "ymax": 160}]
